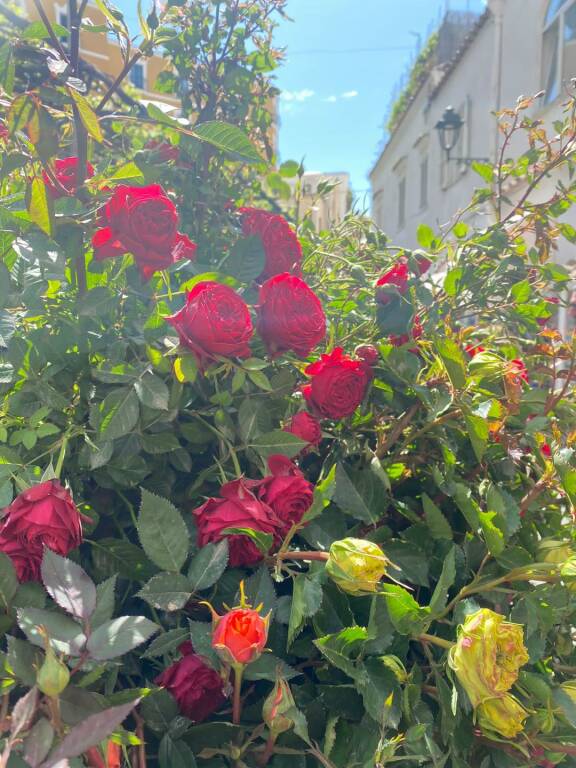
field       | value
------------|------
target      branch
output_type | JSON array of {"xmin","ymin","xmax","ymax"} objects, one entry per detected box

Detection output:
[
  {"xmin": 32, "ymin": 0, "xmax": 69, "ymax": 60},
  {"xmin": 376, "ymin": 402, "xmax": 420, "ymax": 457},
  {"xmin": 519, "ymin": 476, "xmax": 549, "ymax": 516},
  {"xmin": 96, "ymin": 50, "xmax": 143, "ymax": 114}
]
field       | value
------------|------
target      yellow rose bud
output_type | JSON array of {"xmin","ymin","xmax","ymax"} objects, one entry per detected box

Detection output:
[
  {"xmin": 448, "ymin": 608, "xmax": 529, "ymax": 707},
  {"xmin": 262, "ymin": 678, "xmax": 295, "ymax": 737},
  {"xmin": 476, "ymin": 694, "xmax": 528, "ymax": 738},
  {"xmin": 36, "ymin": 646, "xmax": 70, "ymax": 698},
  {"xmin": 326, "ymin": 538, "xmax": 388, "ymax": 596}
]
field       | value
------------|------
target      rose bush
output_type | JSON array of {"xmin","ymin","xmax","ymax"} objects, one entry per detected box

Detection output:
[{"xmin": 1, "ymin": 2, "xmax": 576, "ymax": 767}]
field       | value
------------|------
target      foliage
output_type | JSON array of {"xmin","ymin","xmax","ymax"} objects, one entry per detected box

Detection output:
[{"xmin": 0, "ymin": 3, "xmax": 576, "ymax": 768}]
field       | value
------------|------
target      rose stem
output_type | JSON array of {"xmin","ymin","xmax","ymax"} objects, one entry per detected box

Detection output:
[
  {"xmin": 232, "ymin": 665, "xmax": 244, "ymax": 725},
  {"xmin": 419, "ymin": 633, "xmax": 454, "ymax": 650},
  {"xmin": 278, "ymin": 551, "xmax": 329, "ymax": 562}
]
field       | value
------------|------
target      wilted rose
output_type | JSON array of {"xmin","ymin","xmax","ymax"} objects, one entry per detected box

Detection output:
[
  {"xmin": 476, "ymin": 693, "xmax": 528, "ymax": 738},
  {"xmin": 326, "ymin": 538, "xmax": 389, "ymax": 595}
]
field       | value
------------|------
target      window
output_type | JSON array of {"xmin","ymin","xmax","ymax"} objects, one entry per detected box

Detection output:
[
  {"xmin": 419, "ymin": 156, "xmax": 428, "ymax": 210},
  {"xmin": 398, "ymin": 177, "xmax": 406, "ymax": 230},
  {"xmin": 543, "ymin": 0, "xmax": 576, "ymax": 104},
  {"xmin": 130, "ymin": 63, "xmax": 145, "ymax": 90}
]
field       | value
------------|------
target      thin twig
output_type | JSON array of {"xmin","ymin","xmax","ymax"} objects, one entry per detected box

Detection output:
[
  {"xmin": 32, "ymin": 0, "xmax": 69, "ymax": 60},
  {"xmin": 376, "ymin": 402, "xmax": 420, "ymax": 457}
]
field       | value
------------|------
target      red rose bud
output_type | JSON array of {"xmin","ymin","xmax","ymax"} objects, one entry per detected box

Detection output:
[
  {"xmin": 212, "ymin": 606, "xmax": 269, "ymax": 666},
  {"xmin": 167, "ymin": 281, "xmax": 253, "ymax": 368},
  {"xmin": 42, "ymin": 156, "xmax": 95, "ymax": 199},
  {"xmin": 144, "ymin": 138, "xmax": 180, "ymax": 163},
  {"xmin": 302, "ymin": 347, "xmax": 371, "ymax": 420},
  {"xmin": 262, "ymin": 678, "xmax": 295, "ymax": 737},
  {"xmin": 239, "ymin": 207, "xmax": 302, "ymax": 281},
  {"xmin": 0, "ymin": 480, "xmax": 82, "ymax": 582},
  {"xmin": 509, "ymin": 358, "xmax": 529, "ymax": 384},
  {"xmin": 257, "ymin": 273, "xmax": 326, "ymax": 358},
  {"xmin": 541, "ymin": 443, "xmax": 552, "ymax": 458},
  {"xmin": 258, "ymin": 455, "xmax": 314, "ymax": 538},
  {"xmin": 465, "ymin": 343, "xmax": 485, "ymax": 358},
  {"xmin": 155, "ymin": 646, "xmax": 225, "ymax": 722},
  {"xmin": 192, "ymin": 477, "xmax": 281, "ymax": 567},
  {"xmin": 92, "ymin": 184, "xmax": 197, "ymax": 280},
  {"xmin": 283, "ymin": 412, "xmax": 322, "ymax": 450},
  {"xmin": 355, "ymin": 344, "xmax": 379, "ymax": 366},
  {"xmin": 375, "ymin": 259, "xmax": 409, "ymax": 305}
]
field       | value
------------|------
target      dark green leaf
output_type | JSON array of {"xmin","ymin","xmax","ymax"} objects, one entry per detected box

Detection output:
[
  {"xmin": 87, "ymin": 616, "xmax": 159, "ymax": 661},
  {"xmin": 422, "ymin": 493, "xmax": 452, "ymax": 540},
  {"xmin": 250, "ymin": 430, "xmax": 307, "ymax": 459},
  {"xmin": 137, "ymin": 488, "xmax": 189, "ymax": 572},
  {"xmin": 192, "ymin": 121, "xmax": 263, "ymax": 162},
  {"xmin": 136, "ymin": 572, "xmax": 192, "ymax": 612},
  {"xmin": 187, "ymin": 540, "xmax": 229, "ymax": 592},
  {"xmin": 41, "ymin": 550, "xmax": 96, "ymax": 621},
  {"xmin": 97, "ymin": 387, "xmax": 140, "ymax": 442}
]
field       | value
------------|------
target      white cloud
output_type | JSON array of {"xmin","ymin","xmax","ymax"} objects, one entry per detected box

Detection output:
[
  {"xmin": 281, "ymin": 89, "xmax": 315, "ymax": 103},
  {"xmin": 341, "ymin": 90, "xmax": 359, "ymax": 99},
  {"xmin": 324, "ymin": 95, "xmax": 338, "ymax": 103}
]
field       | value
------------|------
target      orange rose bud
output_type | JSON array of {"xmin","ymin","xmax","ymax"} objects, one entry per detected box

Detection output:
[
  {"xmin": 212, "ymin": 607, "xmax": 269, "ymax": 666},
  {"xmin": 263, "ymin": 678, "xmax": 295, "ymax": 737}
]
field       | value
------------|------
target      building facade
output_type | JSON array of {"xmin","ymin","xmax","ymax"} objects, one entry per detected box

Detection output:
[
  {"xmin": 296, "ymin": 172, "xmax": 351, "ymax": 232},
  {"xmin": 20, "ymin": 0, "xmax": 179, "ymax": 109},
  {"xmin": 370, "ymin": 0, "xmax": 576, "ymax": 331}
]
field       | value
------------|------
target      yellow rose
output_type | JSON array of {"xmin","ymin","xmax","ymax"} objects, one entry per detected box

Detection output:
[
  {"xmin": 448, "ymin": 608, "xmax": 529, "ymax": 707},
  {"xmin": 326, "ymin": 538, "xmax": 388, "ymax": 596},
  {"xmin": 476, "ymin": 694, "xmax": 528, "ymax": 738}
]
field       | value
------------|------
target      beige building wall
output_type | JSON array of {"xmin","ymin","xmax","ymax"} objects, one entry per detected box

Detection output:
[
  {"xmin": 21, "ymin": 0, "xmax": 179, "ymax": 108},
  {"xmin": 296, "ymin": 172, "xmax": 351, "ymax": 232}
]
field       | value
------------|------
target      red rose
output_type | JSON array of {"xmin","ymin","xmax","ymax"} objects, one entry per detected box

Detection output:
[
  {"xmin": 355, "ymin": 344, "xmax": 379, "ymax": 366},
  {"xmin": 192, "ymin": 477, "xmax": 281, "ymax": 567},
  {"xmin": 0, "ymin": 481, "xmax": 82, "ymax": 582},
  {"xmin": 302, "ymin": 347, "xmax": 371, "ymax": 420},
  {"xmin": 376, "ymin": 259, "xmax": 409, "ymax": 305},
  {"xmin": 42, "ymin": 157, "xmax": 95, "ymax": 199},
  {"xmin": 510, "ymin": 358, "xmax": 529, "ymax": 384},
  {"xmin": 257, "ymin": 273, "xmax": 326, "ymax": 358},
  {"xmin": 415, "ymin": 255, "xmax": 432, "ymax": 275},
  {"xmin": 239, "ymin": 207, "xmax": 302, "ymax": 281},
  {"xmin": 465, "ymin": 343, "xmax": 485, "ymax": 358},
  {"xmin": 167, "ymin": 281, "xmax": 253, "ymax": 368},
  {"xmin": 212, "ymin": 607, "xmax": 269, "ymax": 666},
  {"xmin": 541, "ymin": 443, "xmax": 552, "ymax": 458},
  {"xmin": 258, "ymin": 455, "xmax": 314, "ymax": 537},
  {"xmin": 155, "ymin": 645, "xmax": 225, "ymax": 722},
  {"xmin": 284, "ymin": 412, "xmax": 322, "ymax": 450},
  {"xmin": 92, "ymin": 184, "xmax": 197, "ymax": 280}
]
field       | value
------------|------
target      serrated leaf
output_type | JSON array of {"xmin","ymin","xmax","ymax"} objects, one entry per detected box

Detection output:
[
  {"xmin": 288, "ymin": 574, "xmax": 323, "ymax": 648},
  {"xmin": 333, "ymin": 462, "xmax": 385, "ymax": 524},
  {"xmin": 97, "ymin": 388, "xmax": 140, "ymax": 441},
  {"xmin": 242, "ymin": 566, "xmax": 277, "ymax": 617},
  {"xmin": 11, "ymin": 686, "xmax": 38, "ymax": 737},
  {"xmin": 429, "ymin": 546, "xmax": 456, "ymax": 615},
  {"xmin": 192, "ymin": 121, "xmax": 263, "ymax": 162},
  {"xmin": 27, "ymin": 177, "xmax": 53, "ymax": 236},
  {"xmin": 243, "ymin": 652, "xmax": 300, "ymax": 681},
  {"xmin": 91, "ymin": 538, "xmax": 156, "ymax": 582},
  {"xmin": 41, "ymin": 699, "xmax": 139, "ymax": 766},
  {"xmin": 0, "ymin": 551, "xmax": 18, "ymax": 609},
  {"xmin": 8, "ymin": 636, "xmax": 43, "ymax": 686},
  {"xmin": 222, "ymin": 527, "xmax": 273, "ymax": 555},
  {"xmin": 224, "ymin": 235, "xmax": 266, "ymax": 283},
  {"xmin": 136, "ymin": 572, "xmax": 191, "ymax": 612},
  {"xmin": 188, "ymin": 620, "xmax": 219, "ymax": 668},
  {"xmin": 86, "ymin": 616, "xmax": 159, "ymax": 661},
  {"xmin": 383, "ymin": 584, "xmax": 430, "ymax": 635},
  {"xmin": 137, "ymin": 488, "xmax": 189, "ymax": 572},
  {"xmin": 134, "ymin": 371, "xmax": 170, "ymax": 410},
  {"xmin": 91, "ymin": 576, "xmax": 116, "ymax": 629},
  {"xmin": 141, "ymin": 627, "xmax": 188, "ymax": 659},
  {"xmin": 24, "ymin": 717, "xmax": 54, "ymax": 767},
  {"xmin": 436, "ymin": 338, "xmax": 466, "ymax": 389},
  {"xmin": 314, "ymin": 627, "xmax": 367, "ymax": 682},
  {"xmin": 250, "ymin": 430, "xmax": 308, "ymax": 459},
  {"xmin": 68, "ymin": 89, "xmax": 103, "ymax": 143},
  {"xmin": 479, "ymin": 510, "xmax": 505, "ymax": 555},
  {"xmin": 41, "ymin": 550, "xmax": 96, "ymax": 621},
  {"xmin": 465, "ymin": 413, "xmax": 489, "ymax": 462},
  {"xmin": 422, "ymin": 494, "xmax": 452, "ymax": 540},
  {"xmin": 17, "ymin": 608, "xmax": 86, "ymax": 656},
  {"xmin": 159, "ymin": 734, "xmax": 197, "ymax": 768},
  {"xmin": 173, "ymin": 355, "xmax": 197, "ymax": 384},
  {"xmin": 187, "ymin": 540, "xmax": 229, "ymax": 592}
]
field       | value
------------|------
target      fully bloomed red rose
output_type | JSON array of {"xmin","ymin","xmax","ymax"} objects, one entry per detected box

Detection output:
[
  {"xmin": 92, "ymin": 184, "xmax": 196, "ymax": 280},
  {"xmin": 284, "ymin": 412, "xmax": 322, "ymax": 450},
  {"xmin": 258, "ymin": 455, "xmax": 314, "ymax": 537},
  {"xmin": 212, "ymin": 607, "xmax": 269, "ymax": 666},
  {"xmin": 302, "ymin": 347, "xmax": 371, "ymax": 420},
  {"xmin": 155, "ymin": 643, "xmax": 225, "ymax": 722},
  {"xmin": 0, "ymin": 481, "xmax": 82, "ymax": 581},
  {"xmin": 193, "ymin": 478, "xmax": 281, "ymax": 567},
  {"xmin": 167, "ymin": 281, "xmax": 253, "ymax": 368},
  {"xmin": 257, "ymin": 273, "xmax": 326, "ymax": 358},
  {"xmin": 239, "ymin": 207, "xmax": 302, "ymax": 281},
  {"xmin": 42, "ymin": 157, "xmax": 95, "ymax": 199},
  {"xmin": 376, "ymin": 259, "xmax": 409, "ymax": 305},
  {"xmin": 355, "ymin": 344, "xmax": 379, "ymax": 367}
]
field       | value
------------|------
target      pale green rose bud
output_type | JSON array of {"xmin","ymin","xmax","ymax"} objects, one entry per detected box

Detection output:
[
  {"xmin": 476, "ymin": 694, "xmax": 528, "ymax": 738},
  {"xmin": 262, "ymin": 678, "xmax": 295, "ymax": 737},
  {"xmin": 326, "ymin": 538, "xmax": 388, "ymax": 596},
  {"xmin": 37, "ymin": 646, "xmax": 70, "ymax": 698}
]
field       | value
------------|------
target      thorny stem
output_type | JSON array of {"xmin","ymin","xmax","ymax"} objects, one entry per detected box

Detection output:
[
  {"xmin": 276, "ymin": 551, "xmax": 329, "ymax": 563},
  {"xmin": 232, "ymin": 665, "xmax": 244, "ymax": 725},
  {"xmin": 32, "ymin": 0, "xmax": 68, "ymax": 59},
  {"xmin": 418, "ymin": 633, "xmax": 453, "ymax": 650},
  {"xmin": 258, "ymin": 734, "xmax": 276, "ymax": 766}
]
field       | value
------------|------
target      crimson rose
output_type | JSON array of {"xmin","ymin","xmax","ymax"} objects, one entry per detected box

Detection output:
[
  {"xmin": 239, "ymin": 207, "xmax": 302, "ymax": 281},
  {"xmin": 258, "ymin": 455, "xmax": 314, "ymax": 537},
  {"xmin": 42, "ymin": 157, "xmax": 94, "ymax": 199},
  {"xmin": 376, "ymin": 259, "xmax": 409, "ymax": 305},
  {"xmin": 193, "ymin": 478, "xmax": 281, "ymax": 567},
  {"xmin": 257, "ymin": 273, "xmax": 326, "ymax": 358},
  {"xmin": 0, "ymin": 480, "xmax": 82, "ymax": 581},
  {"xmin": 92, "ymin": 184, "xmax": 196, "ymax": 280},
  {"xmin": 355, "ymin": 344, "xmax": 379, "ymax": 366},
  {"xmin": 302, "ymin": 347, "xmax": 371, "ymax": 420},
  {"xmin": 167, "ymin": 281, "xmax": 253, "ymax": 367},
  {"xmin": 284, "ymin": 412, "xmax": 322, "ymax": 450},
  {"xmin": 155, "ymin": 642, "xmax": 225, "ymax": 722}
]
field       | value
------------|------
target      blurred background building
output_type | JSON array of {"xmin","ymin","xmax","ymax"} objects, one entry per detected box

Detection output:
[{"xmin": 296, "ymin": 172, "xmax": 351, "ymax": 231}]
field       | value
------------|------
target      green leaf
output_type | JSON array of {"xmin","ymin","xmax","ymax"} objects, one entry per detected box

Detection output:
[
  {"xmin": 68, "ymin": 89, "xmax": 103, "ymax": 143},
  {"xmin": 7, "ymin": 636, "xmax": 42, "ymax": 687},
  {"xmin": 383, "ymin": 584, "xmax": 430, "ymax": 635},
  {"xmin": 222, "ymin": 527, "xmax": 273, "ymax": 555},
  {"xmin": 554, "ymin": 448, "xmax": 576, "ymax": 511},
  {"xmin": 41, "ymin": 550, "xmax": 96, "ymax": 621},
  {"xmin": 416, "ymin": 224, "xmax": 436, "ymax": 249},
  {"xmin": 91, "ymin": 538, "xmax": 156, "ymax": 582},
  {"xmin": 136, "ymin": 572, "xmax": 191, "ymax": 612},
  {"xmin": 479, "ymin": 511, "xmax": 505, "ymax": 555},
  {"xmin": 314, "ymin": 627, "xmax": 367, "ymax": 682},
  {"xmin": 247, "ymin": 369, "xmax": 272, "ymax": 391},
  {"xmin": 288, "ymin": 574, "xmax": 323, "ymax": 647},
  {"xmin": 159, "ymin": 734, "xmax": 197, "ymax": 768},
  {"xmin": 188, "ymin": 620, "xmax": 219, "ymax": 668},
  {"xmin": 17, "ymin": 608, "xmax": 86, "ymax": 656},
  {"xmin": 244, "ymin": 653, "xmax": 300, "ymax": 682},
  {"xmin": 97, "ymin": 387, "xmax": 140, "ymax": 441},
  {"xmin": 443, "ymin": 267, "xmax": 463, "ymax": 297},
  {"xmin": 250, "ymin": 430, "xmax": 307, "ymax": 459},
  {"xmin": 333, "ymin": 462, "xmax": 387, "ymax": 524},
  {"xmin": 87, "ymin": 616, "xmax": 159, "ymax": 661},
  {"xmin": 471, "ymin": 161, "xmax": 493, "ymax": 183},
  {"xmin": 422, "ymin": 493, "xmax": 452, "ymax": 540},
  {"xmin": 91, "ymin": 576, "xmax": 116, "ymax": 629},
  {"xmin": 141, "ymin": 627, "xmax": 189, "ymax": 659},
  {"xmin": 192, "ymin": 121, "xmax": 263, "ymax": 162},
  {"xmin": 174, "ymin": 355, "xmax": 198, "ymax": 384},
  {"xmin": 435, "ymin": 339, "xmax": 467, "ymax": 389},
  {"xmin": 0, "ymin": 42, "xmax": 14, "ymax": 95},
  {"xmin": 242, "ymin": 566, "xmax": 277, "ymax": 617},
  {"xmin": 0, "ymin": 552, "xmax": 18, "ymax": 610},
  {"xmin": 26, "ymin": 177, "xmax": 53, "ymax": 236},
  {"xmin": 137, "ymin": 488, "xmax": 189, "ymax": 572},
  {"xmin": 429, "ymin": 546, "xmax": 456, "ymax": 615},
  {"xmin": 224, "ymin": 235, "xmax": 266, "ymax": 283},
  {"xmin": 238, "ymin": 397, "xmax": 270, "ymax": 443},
  {"xmin": 465, "ymin": 414, "xmax": 489, "ymax": 462},
  {"xmin": 187, "ymin": 540, "xmax": 229, "ymax": 592},
  {"xmin": 134, "ymin": 371, "xmax": 170, "ymax": 410}
]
